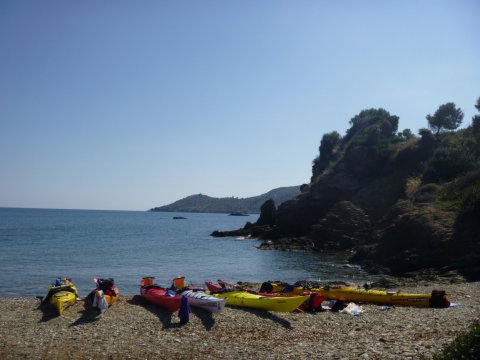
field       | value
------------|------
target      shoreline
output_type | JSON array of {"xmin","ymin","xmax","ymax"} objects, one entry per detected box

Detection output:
[{"xmin": 1, "ymin": 281, "xmax": 479, "ymax": 359}]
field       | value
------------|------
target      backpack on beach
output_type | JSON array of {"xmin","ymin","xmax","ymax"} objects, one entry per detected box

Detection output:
[
  {"xmin": 97, "ymin": 278, "xmax": 115, "ymax": 292},
  {"xmin": 429, "ymin": 290, "xmax": 450, "ymax": 308}
]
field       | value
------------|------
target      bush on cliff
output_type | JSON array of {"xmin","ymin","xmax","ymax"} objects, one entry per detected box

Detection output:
[
  {"xmin": 399, "ymin": 128, "xmax": 415, "ymax": 139},
  {"xmin": 311, "ymin": 108, "xmax": 404, "ymax": 180},
  {"xmin": 459, "ymin": 183, "xmax": 480, "ymax": 221},
  {"xmin": 436, "ymin": 169, "xmax": 480, "ymax": 220},
  {"xmin": 312, "ymin": 131, "xmax": 341, "ymax": 179},
  {"xmin": 343, "ymin": 109, "xmax": 404, "ymax": 177},
  {"xmin": 346, "ymin": 108, "xmax": 399, "ymax": 140},
  {"xmin": 472, "ymin": 97, "xmax": 480, "ymax": 144},
  {"xmin": 424, "ymin": 145, "xmax": 478, "ymax": 182}
]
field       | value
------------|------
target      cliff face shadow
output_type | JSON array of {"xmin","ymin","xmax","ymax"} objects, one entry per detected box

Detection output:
[
  {"xmin": 128, "ymin": 295, "xmax": 183, "ymax": 329},
  {"xmin": 191, "ymin": 307, "xmax": 215, "ymax": 331},
  {"xmin": 232, "ymin": 307, "xmax": 293, "ymax": 330},
  {"xmin": 453, "ymin": 220, "xmax": 480, "ymax": 281}
]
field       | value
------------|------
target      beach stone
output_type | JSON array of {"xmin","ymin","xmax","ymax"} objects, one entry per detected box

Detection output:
[{"xmin": 0, "ymin": 282, "xmax": 479, "ymax": 359}]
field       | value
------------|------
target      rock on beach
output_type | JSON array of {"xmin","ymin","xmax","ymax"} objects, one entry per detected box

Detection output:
[{"xmin": 0, "ymin": 281, "xmax": 479, "ymax": 359}]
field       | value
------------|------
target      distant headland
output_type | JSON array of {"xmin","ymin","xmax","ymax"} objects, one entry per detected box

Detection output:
[{"xmin": 149, "ymin": 186, "xmax": 301, "ymax": 214}]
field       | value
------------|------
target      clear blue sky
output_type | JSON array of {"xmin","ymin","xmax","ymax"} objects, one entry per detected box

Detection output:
[{"xmin": 1, "ymin": 1, "xmax": 479, "ymax": 211}]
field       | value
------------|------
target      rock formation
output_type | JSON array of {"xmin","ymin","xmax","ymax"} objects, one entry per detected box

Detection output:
[{"xmin": 212, "ymin": 106, "xmax": 480, "ymax": 280}]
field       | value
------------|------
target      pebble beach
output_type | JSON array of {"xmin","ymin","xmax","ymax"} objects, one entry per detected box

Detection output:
[{"xmin": 1, "ymin": 281, "xmax": 479, "ymax": 360}]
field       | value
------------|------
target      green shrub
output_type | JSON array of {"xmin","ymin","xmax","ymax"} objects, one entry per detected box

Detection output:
[
  {"xmin": 312, "ymin": 131, "xmax": 341, "ymax": 179},
  {"xmin": 346, "ymin": 108, "xmax": 399, "ymax": 141},
  {"xmin": 400, "ymin": 128, "xmax": 415, "ymax": 139},
  {"xmin": 472, "ymin": 96, "xmax": 480, "ymax": 143},
  {"xmin": 459, "ymin": 181, "xmax": 480, "ymax": 220},
  {"xmin": 424, "ymin": 145, "xmax": 478, "ymax": 182},
  {"xmin": 319, "ymin": 131, "xmax": 341, "ymax": 161},
  {"xmin": 371, "ymin": 138, "xmax": 395, "ymax": 162},
  {"xmin": 432, "ymin": 320, "xmax": 480, "ymax": 359},
  {"xmin": 435, "ymin": 170, "xmax": 480, "ymax": 214},
  {"xmin": 472, "ymin": 116, "xmax": 480, "ymax": 144},
  {"xmin": 418, "ymin": 128, "xmax": 437, "ymax": 154}
]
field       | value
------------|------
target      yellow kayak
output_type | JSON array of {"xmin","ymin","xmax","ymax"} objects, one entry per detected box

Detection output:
[
  {"xmin": 212, "ymin": 290, "xmax": 310, "ymax": 312},
  {"xmin": 43, "ymin": 278, "xmax": 78, "ymax": 315},
  {"xmin": 266, "ymin": 282, "xmax": 449, "ymax": 308},
  {"xmin": 314, "ymin": 287, "xmax": 432, "ymax": 307},
  {"xmin": 104, "ymin": 289, "xmax": 119, "ymax": 306}
]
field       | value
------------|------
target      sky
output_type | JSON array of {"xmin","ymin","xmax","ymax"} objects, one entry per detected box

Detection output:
[{"xmin": 0, "ymin": 1, "xmax": 479, "ymax": 211}]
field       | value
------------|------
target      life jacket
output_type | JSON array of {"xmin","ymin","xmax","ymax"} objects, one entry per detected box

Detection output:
[
  {"xmin": 96, "ymin": 278, "xmax": 117, "ymax": 297},
  {"xmin": 259, "ymin": 282, "xmax": 274, "ymax": 293},
  {"xmin": 299, "ymin": 293, "xmax": 325, "ymax": 312}
]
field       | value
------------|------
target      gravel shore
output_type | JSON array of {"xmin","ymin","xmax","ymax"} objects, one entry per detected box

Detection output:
[{"xmin": 1, "ymin": 281, "xmax": 479, "ymax": 359}]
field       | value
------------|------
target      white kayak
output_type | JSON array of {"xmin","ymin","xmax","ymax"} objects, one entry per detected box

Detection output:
[{"xmin": 182, "ymin": 290, "xmax": 227, "ymax": 313}]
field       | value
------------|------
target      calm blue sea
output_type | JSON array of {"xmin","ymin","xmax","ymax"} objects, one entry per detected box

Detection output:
[{"xmin": 0, "ymin": 208, "xmax": 376, "ymax": 296}]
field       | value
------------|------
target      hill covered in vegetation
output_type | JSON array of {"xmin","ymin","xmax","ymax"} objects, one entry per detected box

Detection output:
[
  {"xmin": 149, "ymin": 186, "xmax": 300, "ymax": 214},
  {"xmin": 213, "ymin": 99, "xmax": 480, "ymax": 280}
]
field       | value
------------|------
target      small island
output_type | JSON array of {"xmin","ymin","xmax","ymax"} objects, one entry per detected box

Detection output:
[{"xmin": 228, "ymin": 212, "xmax": 249, "ymax": 216}]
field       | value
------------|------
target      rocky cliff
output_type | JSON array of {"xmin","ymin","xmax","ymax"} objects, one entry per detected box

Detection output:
[{"xmin": 212, "ymin": 107, "xmax": 480, "ymax": 280}]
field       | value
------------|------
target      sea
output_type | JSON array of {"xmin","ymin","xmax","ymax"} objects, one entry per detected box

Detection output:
[{"xmin": 0, "ymin": 207, "xmax": 377, "ymax": 296}]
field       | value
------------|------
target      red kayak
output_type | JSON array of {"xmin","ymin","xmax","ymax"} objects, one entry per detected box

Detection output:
[
  {"xmin": 141, "ymin": 277, "xmax": 182, "ymax": 312},
  {"xmin": 141, "ymin": 285, "xmax": 182, "ymax": 312},
  {"xmin": 205, "ymin": 281, "xmax": 224, "ymax": 293}
]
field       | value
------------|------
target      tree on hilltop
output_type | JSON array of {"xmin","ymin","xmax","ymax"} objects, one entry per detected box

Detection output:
[
  {"xmin": 399, "ymin": 128, "xmax": 414, "ymax": 139},
  {"xmin": 347, "ymin": 108, "xmax": 399, "ymax": 139},
  {"xmin": 426, "ymin": 102, "xmax": 464, "ymax": 135}
]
